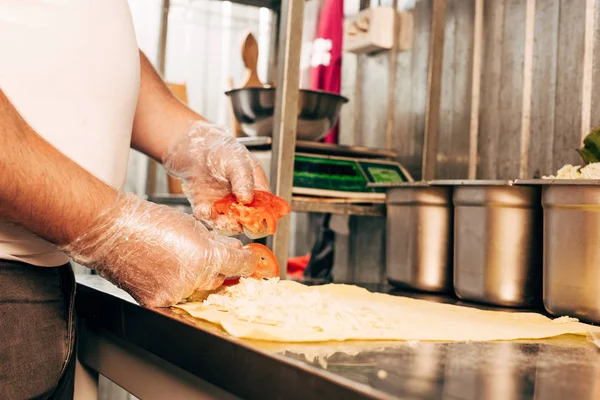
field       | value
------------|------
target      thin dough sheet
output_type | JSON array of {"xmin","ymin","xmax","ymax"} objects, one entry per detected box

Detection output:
[{"xmin": 173, "ymin": 281, "xmax": 600, "ymax": 343}]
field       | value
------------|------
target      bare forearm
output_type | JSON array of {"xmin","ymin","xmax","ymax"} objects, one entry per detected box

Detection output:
[
  {"xmin": 131, "ymin": 51, "xmax": 208, "ymax": 162},
  {"xmin": 0, "ymin": 89, "xmax": 117, "ymax": 246}
]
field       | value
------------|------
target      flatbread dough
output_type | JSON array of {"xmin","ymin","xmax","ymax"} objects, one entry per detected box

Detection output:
[{"xmin": 173, "ymin": 279, "xmax": 600, "ymax": 343}]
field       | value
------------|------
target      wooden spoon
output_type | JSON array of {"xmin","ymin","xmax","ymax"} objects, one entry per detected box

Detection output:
[{"xmin": 240, "ymin": 32, "xmax": 263, "ymax": 88}]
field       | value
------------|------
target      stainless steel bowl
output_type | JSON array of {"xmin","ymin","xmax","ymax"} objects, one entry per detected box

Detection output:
[
  {"xmin": 386, "ymin": 183, "xmax": 454, "ymax": 293},
  {"xmin": 442, "ymin": 180, "xmax": 543, "ymax": 308},
  {"xmin": 225, "ymin": 87, "xmax": 348, "ymax": 141}
]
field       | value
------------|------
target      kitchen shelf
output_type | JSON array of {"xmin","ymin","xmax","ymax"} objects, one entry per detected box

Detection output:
[
  {"xmin": 147, "ymin": 194, "xmax": 386, "ymax": 217},
  {"xmin": 291, "ymin": 196, "xmax": 385, "ymax": 217}
]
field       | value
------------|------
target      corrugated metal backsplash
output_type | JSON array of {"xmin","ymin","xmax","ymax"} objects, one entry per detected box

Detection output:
[{"xmin": 340, "ymin": 0, "xmax": 600, "ymax": 180}]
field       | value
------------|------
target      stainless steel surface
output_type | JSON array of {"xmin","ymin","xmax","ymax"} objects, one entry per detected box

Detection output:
[
  {"xmin": 237, "ymin": 136, "xmax": 398, "ymax": 159},
  {"xmin": 386, "ymin": 186, "xmax": 453, "ymax": 292},
  {"xmin": 269, "ymin": 0, "xmax": 305, "ymax": 277},
  {"xmin": 78, "ymin": 323, "xmax": 239, "ymax": 400},
  {"xmin": 453, "ymin": 184, "xmax": 543, "ymax": 307},
  {"xmin": 226, "ymin": 87, "xmax": 348, "ymax": 141},
  {"xmin": 542, "ymin": 184, "xmax": 600, "ymax": 323},
  {"xmin": 77, "ymin": 275, "xmax": 600, "ymax": 400}
]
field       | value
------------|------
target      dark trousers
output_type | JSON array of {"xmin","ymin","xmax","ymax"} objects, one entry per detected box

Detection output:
[{"xmin": 0, "ymin": 260, "xmax": 76, "ymax": 399}]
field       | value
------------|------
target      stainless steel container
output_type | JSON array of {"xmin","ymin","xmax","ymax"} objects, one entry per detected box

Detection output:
[
  {"xmin": 539, "ymin": 180, "xmax": 600, "ymax": 323},
  {"xmin": 386, "ymin": 183, "xmax": 453, "ymax": 293},
  {"xmin": 448, "ymin": 181, "xmax": 543, "ymax": 307}
]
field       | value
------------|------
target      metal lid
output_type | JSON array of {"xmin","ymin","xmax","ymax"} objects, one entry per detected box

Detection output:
[
  {"xmin": 386, "ymin": 185, "xmax": 453, "ymax": 206},
  {"xmin": 430, "ymin": 179, "xmax": 515, "ymax": 186},
  {"xmin": 453, "ymin": 184, "xmax": 541, "ymax": 207},
  {"xmin": 516, "ymin": 179, "xmax": 600, "ymax": 186}
]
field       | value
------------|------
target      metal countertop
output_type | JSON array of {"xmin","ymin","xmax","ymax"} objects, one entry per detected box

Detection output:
[{"xmin": 75, "ymin": 276, "xmax": 600, "ymax": 400}]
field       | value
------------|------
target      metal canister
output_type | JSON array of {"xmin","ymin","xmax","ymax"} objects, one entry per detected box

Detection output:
[
  {"xmin": 451, "ymin": 181, "xmax": 543, "ymax": 307},
  {"xmin": 386, "ymin": 184, "xmax": 453, "ymax": 293},
  {"xmin": 542, "ymin": 182, "xmax": 600, "ymax": 323}
]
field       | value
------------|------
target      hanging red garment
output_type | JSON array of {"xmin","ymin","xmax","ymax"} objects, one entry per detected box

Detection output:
[
  {"xmin": 309, "ymin": 0, "xmax": 344, "ymax": 144},
  {"xmin": 287, "ymin": 253, "xmax": 311, "ymax": 279}
]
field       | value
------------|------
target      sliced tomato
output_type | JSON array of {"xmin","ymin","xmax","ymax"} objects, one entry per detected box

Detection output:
[
  {"xmin": 222, "ymin": 243, "xmax": 279, "ymax": 286},
  {"xmin": 213, "ymin": 190, "xmax": 290, "ymax": 236},
  {"xmin": 246, "ymin": 243, "xmax": 279, "ymax": 279}
]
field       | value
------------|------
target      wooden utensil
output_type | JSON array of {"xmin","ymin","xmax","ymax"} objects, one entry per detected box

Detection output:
[
  {"xmin": 166, "ymin": 82, "xmax": 188, "ymax": 195},
  {"xmin": 240, "ymin": 32, "xmax": 263, "ymax": 88}
]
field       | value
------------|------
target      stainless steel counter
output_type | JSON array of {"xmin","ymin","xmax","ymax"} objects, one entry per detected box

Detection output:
[{"xmin": 75, "ymin": 276, "xmax": 600, "ymax": 400}]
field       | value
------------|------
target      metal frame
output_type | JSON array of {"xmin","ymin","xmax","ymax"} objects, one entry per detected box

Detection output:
[{"xmin": 267, "ymin": 0, "xmax": 305, "ymax": 277}]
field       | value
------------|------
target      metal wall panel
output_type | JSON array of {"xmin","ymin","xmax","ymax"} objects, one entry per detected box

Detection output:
[
  {"xmin": 393, "ymin": 0, "xmax": 432, "ymax": 180},
  {"xmin": 476, "ymin": 1, "xmax": 505, "ymax": 179},
  {"xmin": 496, "ymin": 0, "xmax": 528, "ymax": 179},
  {"xmin": 591, "ymin": 1, "xmax": 600, "ymax": 129},
  {"xmin": 528, "ymin": 0, "xmax": 559, "ymax": 178},
  {"xmin": 552, "ymin": 2, "xmax": 588, "ymax": 172},
  {"xmin": 357, "ymin": 53, "xmax": 390, "ymax": 148},
  {"xmin": 436, "ymin": 0, "xmax": 474, "ymax": 179}
]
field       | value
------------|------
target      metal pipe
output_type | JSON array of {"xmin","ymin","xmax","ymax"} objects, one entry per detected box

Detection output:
[
  {"xmin": 146, "ymin": 0, "xmax": 171, "ymax": 196},
  {"xmin": 268, "ymin": 0, "xmax": 306, "ymax": 277}
]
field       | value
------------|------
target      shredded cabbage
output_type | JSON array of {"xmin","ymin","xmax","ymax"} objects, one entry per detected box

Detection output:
[
  {"xmin": 543, "ymin": 162, "xmax": 600, "ymax": 179},
  {"xmin": 203, "ymin": 278, "xmax": 399, "ymax": 333}
]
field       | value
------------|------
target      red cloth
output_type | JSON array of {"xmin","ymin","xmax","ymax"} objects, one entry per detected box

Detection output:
[
  {"xmin": 287, "ymin": 253, "xmax": 311, "ymax": 279},
  {"xmin": 310, "ymin": 0, "xmax": 344, "ymax": 144}
]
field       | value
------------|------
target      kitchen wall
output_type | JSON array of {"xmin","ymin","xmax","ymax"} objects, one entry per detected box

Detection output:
[
  {"xmin": 334, "ymin": 0, "xmax": 600, "ymax": 284},
  {"xmin": 120, "ymin": 0, "xmax": 600, "ymax": 285},
  {"xmin": 343, "ymin": 0, "xmax": 600, "ymax": 181}
]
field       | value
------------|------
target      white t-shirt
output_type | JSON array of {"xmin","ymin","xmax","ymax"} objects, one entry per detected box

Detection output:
[{"xmin": 0, "ymin": 0, "xmax": 140, "ymax": 266}]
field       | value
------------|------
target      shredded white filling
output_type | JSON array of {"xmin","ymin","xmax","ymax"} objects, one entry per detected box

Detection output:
[
  {"xmin": 203, "ymin": 278, "xmax": 398, "ymax": 333},
  {"xmin": 552, "ymin": 316, "xmax": 579, "ymax": 324},
  {"xmin": 544, "ymin": 163, "xmax": 600, "ymax": 179}
]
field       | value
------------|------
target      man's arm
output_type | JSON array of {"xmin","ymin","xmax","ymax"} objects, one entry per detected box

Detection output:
[
  {"xmin": 131, "ymin": 51, "xmax": 208, "ymax": 161},
  {"xmin": 0, "ymin": 88, "xmax": 258, "ymax": 305},
  {"xmin": 0, "ymin": 89, "xmax": 117, "ymax": 245}
]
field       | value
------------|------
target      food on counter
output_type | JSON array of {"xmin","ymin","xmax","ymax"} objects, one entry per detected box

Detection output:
[
  {"xmin": 543, "ymin": 163, "xmax": 600, "ymax": 179},
  {"xmin": 222, "ymin": 243, "xmax": 279, "ymax": 286},
  {"xmin": 174, "ymin": 278, "xmax": 600, "ymax": 343},
  {"xmin": 213, "ymin": 190, "xmax": 291, "ymax": 236}
]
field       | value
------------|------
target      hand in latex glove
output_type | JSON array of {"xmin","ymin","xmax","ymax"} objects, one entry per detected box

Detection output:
[
  {"xmin": 162, "ymin": 122, "xmax": 270, "ymax": 236},
  {"xmin": 60, "ymin": 193, "xmax": 258, "ymax": 307}
]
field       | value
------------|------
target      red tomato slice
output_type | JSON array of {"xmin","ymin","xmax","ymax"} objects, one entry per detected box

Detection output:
[
  {"xmin": 246, "ymin": 243, "xmax": 279, "ymax": 279},
  {"xmin": 213, "ymin": 190, "xmax": 290, "ymax": 235},
  {"xmin": 222, "ymin": 243, "xmax": 279, "ymax": 286}
]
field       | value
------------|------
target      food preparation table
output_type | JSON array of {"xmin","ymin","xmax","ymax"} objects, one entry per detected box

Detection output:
[{"xmin": 75, "ymin": 276, "xmax": 600, "ymax": 400}]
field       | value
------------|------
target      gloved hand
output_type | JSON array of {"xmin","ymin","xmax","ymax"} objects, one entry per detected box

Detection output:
[
  {"xmin": 162, "ymin": 122, "xmax": 271, "ymax": 237},
  {"xmin": 60, "ymin": 192, "xmax": 258, "ymax": 307}
]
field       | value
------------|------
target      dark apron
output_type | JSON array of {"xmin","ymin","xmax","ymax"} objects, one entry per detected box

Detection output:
[{"xmin": 0, "ymin": 260, "xmax": 76, "ymax": 399}]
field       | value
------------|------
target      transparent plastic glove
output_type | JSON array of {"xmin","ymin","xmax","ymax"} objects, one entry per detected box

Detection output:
[
  {"xmin": 162, "ymin": 122, "xmax": 271, "ymax": 237},
  {"xmin": 60, "ymin": 193, "xmax": 258, "ymax": 307}
]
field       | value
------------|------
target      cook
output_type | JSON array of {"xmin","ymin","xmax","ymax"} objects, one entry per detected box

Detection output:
[{"xmin": 0, "ymin": 1, "xmax": 270, "ymax": 398}]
